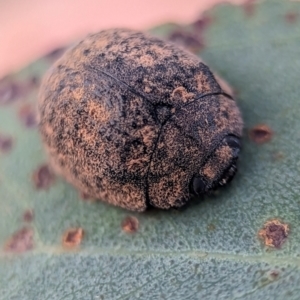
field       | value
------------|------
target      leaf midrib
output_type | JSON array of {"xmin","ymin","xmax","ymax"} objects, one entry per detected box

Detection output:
[{"xmin": 1, "ymin": 247, "xmax": 298, "ymax": 266}]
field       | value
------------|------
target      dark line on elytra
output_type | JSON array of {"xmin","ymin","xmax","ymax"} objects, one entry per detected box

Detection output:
[
  {"xmin": 144, "ymin": 124, "xmax": 164, "ymax": 208},
  {"xmin": 159, "ymin": 91, "xmax": 233, "ymax": 142},
  {"xmin": 87, "ymin": 66, "xmax": 160, "ymax": 206},
  {"xmin": 178, "ymin": 91, "xmax": 233, "ymax": 111},
  {"xmin": 88, "ymin": 66, "xmax": 155, "ymax": 107}
]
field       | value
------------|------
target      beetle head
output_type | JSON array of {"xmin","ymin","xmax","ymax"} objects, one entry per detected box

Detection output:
[{"xmin": 190, "ymin": 135, "xmax": 241, "ymax": 195}]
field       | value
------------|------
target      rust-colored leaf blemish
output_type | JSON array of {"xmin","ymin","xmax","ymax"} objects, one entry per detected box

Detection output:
[
  {"xmin": 18, "ymin": 104, "xmax": 38, "ymax": 128},
  {"xmin": 249, "ymin": 124, "xmax": 273, "ymax": 144},
  {"xmin": 32, "ymin": 164, "xmax": 55, "ymax": 190},
  {"xmin": 207, "ymin": 223, "xmax": 216, "ymax": 231},
  {"xmin": 29, "ymin": 76, "xmax": 40, "ymax": 88},
  {"xmin": 79, "ymin": 191, "xmax": 92, "ymax": 201},
  {"xmin": 269, "ymin": 270, "xmax": 280, "ymax": 279},
  {"xmin": 285, "ymin": 12, "xmax": 298, "ymax": 24},
  {"xmin": 0, "ymin": 81, "xmax": 21, "ymax": 105},
  {"xmin": 45, "ymin": 47, "xmax": 66, "ymax": 61},
  {"xmin": 23, "ymin": 209, "xmax": 34, "ymax": 222},
  {"xmin": 272, "ymin": 151, "xmax": 284, "ymax": 161},
  {"xmin": 0, "ymin": 77, "xmax": 32, "ymax": 105},
  {"xmin": 168, "ymin": 30, "xmax": 204, "ymax": 53},
  {"xmin": 259, "ymin": 219, "xmax": 289, "ymax": 249},
  {"xmin": 192, "ymin": 15, "xmax": 212, "ymax": 31},
  {"xmin": 0, "ymin": 134, "xmax": 13, "ymax": 153},
  {"xmin": 122, "ymin": 216, "xmax": 139, "ymax": 233},
  {"xmin": 62, "ymin": 228, "xmax": 84, "ymax": 248},
  {"xmin": 4, "ymin": 227, "xmax": 34, "ymax": 253},
  {"xmin": 243, "ymin": 0, "xmax": 256, "ymax": 17}
]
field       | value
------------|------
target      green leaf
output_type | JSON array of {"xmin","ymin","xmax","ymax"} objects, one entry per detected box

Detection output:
[{"xmin": 1, "ymin": 0, "xmax": 300, "ymax": 298}]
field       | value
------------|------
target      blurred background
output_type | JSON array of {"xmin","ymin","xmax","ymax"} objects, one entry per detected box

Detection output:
[{"xmin": 0, "ymin": 0, "xmax": 245, "ymax": 78}]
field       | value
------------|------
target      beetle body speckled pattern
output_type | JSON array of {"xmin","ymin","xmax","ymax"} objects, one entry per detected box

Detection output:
[{"xmin": 38, "ymin": 28, "xmax": 243, "ymax": 211}]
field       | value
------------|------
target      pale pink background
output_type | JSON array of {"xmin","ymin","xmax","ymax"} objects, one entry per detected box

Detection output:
[{"xmin": 0, "ymin": 0, "xmax": 245, "ymax": 78}]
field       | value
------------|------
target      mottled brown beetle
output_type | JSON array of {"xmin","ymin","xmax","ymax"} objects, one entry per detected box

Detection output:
[{"xmin": 38, "ymin": 28, "xmax": 243, "ymax": 211}]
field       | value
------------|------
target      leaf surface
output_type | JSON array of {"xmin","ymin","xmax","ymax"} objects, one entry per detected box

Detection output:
[{"xmin": 1, "ymin": 1, "xmax": 300, "ymax": 299}]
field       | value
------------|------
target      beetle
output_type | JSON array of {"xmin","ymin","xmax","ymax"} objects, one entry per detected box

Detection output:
[{"xmin": 38, "ymin": 28, "xmax": 243, "ymax": 211}]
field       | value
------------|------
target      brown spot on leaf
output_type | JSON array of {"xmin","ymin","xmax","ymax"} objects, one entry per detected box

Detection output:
[
  {"xmin": 285, "ymin": 12, "xmax": 298, "ymax": 24},
  {"xmin": 32, "ymin": 164, "xmax": 55, "ymax": 190},
  {"xmin": 168, "ymin": 30, "xmax": 204, "ymax": 53},
  {"xmin": 4, "ymin": 227, "xmax": 34, "ymax": 253},
  {"xmin": 29, "ymin": 76, "xmax": 40, "ymax": 88},
  {"xmin": 18, "ymin": 104, "xmax": 38, "ymax": 128},
  {"xmin": 45, "ymin": 47, "xmax": 66, "ymax": 61},
  {"xmin": 62, "ymin": 228, "xmax": 84, "ymax": 248},
  {"xmin": 79, "ymin": 191, "xmax": 94, "ymax": 201},
  {"xmin": 249, "ymin": 124, "xmax": 273, "ymax": 144},
  {"xmin": 243, "ymin": 0, "xmax": 256, "ymax": 17},
  {"xmin": 0, "ymin": 134, "xmax": 13, "ymax": 153},
  {"xmin": 80, "ymin": 191, "xmax": 90, "ymax": 200},
  {"xmin": 122, "ymin": 216, "xmax": 139, "ymax": 233},
  {"xmin": 192, "ymin": 15, "xmax": 212, "ymax": 31},
  {"xmin": 23, "ymin": 209, "xmax": 34, "ymax": 222},
  {"xmin": 0, "ymin": 81, "xmax": 23, "ymax": 104},
  {"xmin": 207, "ymin": 223, "xmax": 216, "ymax": 231},
  {"xmin": 0, "ymin": 77, "xmax": 40, "ymax": 105},
  {"xmin": 259, "ymin": 219, "xmax": 289, "ymax": 249},
  {"xmin": 269, "ymin": 270, "xmax": 280, "ymax": 279},
  {"xmin": 272, "ymin": 151, "xmax": 284, "ymax": 161}
]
